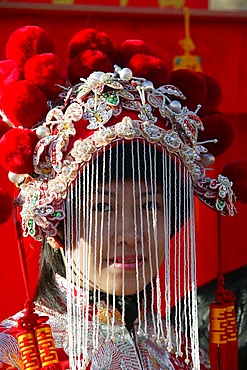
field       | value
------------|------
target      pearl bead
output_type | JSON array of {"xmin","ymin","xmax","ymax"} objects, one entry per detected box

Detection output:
[
  {"xmin": 8, "ymin": 172, "xmax": 25, "ymax": 184},
  {"xmin": 167, "ymin": 345, "xmax": 173, "ymax": 352},
  {"xmin": 119, "ymin": 68, "xmax": 133, "ymax": 80},
  {"xmin": 200, "ymin": 152, "xmax": 215, "ymax": 166},
  {"xmin": 89, "ymin": 71, "xmax": 104, "ymax": 81},
  {"xmin": 169, "ymin": 100, "xmax": 182, "ymax": 113},
  {"xmin": 36, "ymin": 125, "xmax": 50, "ymax": 139},
  {"xmin": 143, "ymin": 80, "xmax": 154, "ymax": 92}
]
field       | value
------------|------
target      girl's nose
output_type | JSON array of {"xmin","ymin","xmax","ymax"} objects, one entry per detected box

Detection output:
[{"xmin": 116, "ymin": 200, "xmax": 140, "ymax": 247}]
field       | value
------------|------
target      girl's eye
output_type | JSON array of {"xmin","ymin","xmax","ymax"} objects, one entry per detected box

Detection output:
[
  {"xmin": 143, "ymin": 201, "xmax": 161, "ymax": 210},
  {"xmin": 92, "ymin": 203, "xmax": 111, "ymax": 212}
]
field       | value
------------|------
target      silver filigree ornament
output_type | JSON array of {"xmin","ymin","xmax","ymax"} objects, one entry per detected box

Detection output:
[
  {"xmin": 84, "ymin": 98, "xmax": 113, "ymax": 130},
  {"xmin": 161, "ymin": 130, "xmax": 182, "ymax": 153},
  {"xmin": 141, "ymin": 122, "xmax": 164, "ymax": 143}
]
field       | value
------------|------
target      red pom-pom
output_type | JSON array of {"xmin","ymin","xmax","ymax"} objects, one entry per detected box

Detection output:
[
  {"xmin": 197, "ymin": 106, "xmax": 221, "ymax": 118},
  {"xmin": 68, "ymin": 49, "xmax": 113, "ymax": 85},
  {"xmin": 0, "ymin": 116, "xmax": 11, "ymax": 138},
  {"xmin": 222, "ymin": 159, "xmax": 247, "ymax": 203},
  {"xmin": 6, "ymin": 25, "xmax": 55, "ymax": 68},
  {"xmin": 0, "ymin": 60, "xmax": 22, "ymax": 104},
  {"xmin": 68, "ymin": 28, "xmax": 114, "ymax": 60},
  {"xmin": 0, "ymin": 128, "xmax": 38, "ymax": 174},
  {"xmin": 199, "ymin": 113, "xmax": 234, "ymax": 157},
  {"xmin": 115, "ymin": 39, "xmax": 158, "ymax": 66},
  {"xmin": 1, "ymin": 80, "xmax": 48, "ymax": 128},
  {"xmin": 169, "ymin": 69, "xmax": 207, "ymax": 111},
  {"xmin": 198, "ymin": 72, "xmax": 223, "ymax": 108},
  {"xmin": 127, "ymin": 54, "xmax": 169, "ymax": 88},
  {"xmin": 24, "ymin": 53, "xmax": 68, "ymax": 99},
  {"xmin": 0, "ymin": 188, "xmax": 13, "ymax": 224}
]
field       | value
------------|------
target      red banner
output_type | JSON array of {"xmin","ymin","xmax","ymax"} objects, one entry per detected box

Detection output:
[{"xmin": 0, "ymin": 0, "xmax": 208, "ymax": 9}]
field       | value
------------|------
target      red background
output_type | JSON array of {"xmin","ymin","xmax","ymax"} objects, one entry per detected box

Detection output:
[{"xmin": 0, "ymin": 5, "xmax": 246, "ymax": 321}]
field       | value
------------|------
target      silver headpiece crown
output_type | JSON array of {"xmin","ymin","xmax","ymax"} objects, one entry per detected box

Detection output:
[{"xmin": 13, "ymin": 66, "xmax": 235, "ymax": 240}]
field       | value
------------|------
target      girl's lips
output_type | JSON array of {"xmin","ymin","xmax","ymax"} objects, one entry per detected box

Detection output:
[{"xmin": 108, "ymin": 255, "xmax": 144, "ymax": 270}]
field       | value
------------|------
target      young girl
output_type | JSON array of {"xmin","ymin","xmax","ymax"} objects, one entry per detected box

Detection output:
[{"xmin": 0, "ymin": 26, "xmax": 235, "ymax": 370}]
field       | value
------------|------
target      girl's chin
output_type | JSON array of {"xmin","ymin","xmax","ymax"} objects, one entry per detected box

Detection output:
[{"xmin": 100, "ymin": 281, "xmax": 150, "ymax": 296}]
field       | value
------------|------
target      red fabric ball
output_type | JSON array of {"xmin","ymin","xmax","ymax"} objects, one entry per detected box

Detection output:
[
  {"xmin": 0, "ymin": 60, "xmax": 22, "ymax": 104},
  {"xmin": 24, "ymin": 53, "xmax": 68, "ymax": 99},
  {"xmin": 169, "ymin": 69, "xmax": 207, "ymax": 111},
  {"xmin": 127, "ymin": 54, "xmax": 169, "ymax": 88},
  {"xmin": 0, "ymin": 117, "xmax": 11, "ymax": 139},
  {"xmin": 0, "ymin": 128, "xmax": 38, "ymax": 174},
  {"xmin": 0, "ymin": 188, "xmax": 13, "ymax": 224},
  {"xmin": 68, "ymin": 28, "xmax": 114, "ymax": 61},
  {"xmin": 198, "ymin": 72, "xmax": 223, "ymax": 108},
  {"xmin": 6, "ymin": 25, "xmax": 55, "ymax": 68},
  {"xmin": 115, "ymin": 39, "xmax": 158, "ymax": 66},
  {"xmin": 197, "ymin": 106, "xmax": 222, "ymax": 118},
  {"xmin": 222, "ymin": 159, "xmax": 247, "ymax": 204},
  {"xmin": 199, "ymin": 113, "xmax": 234, "ymax": 157},
  {"xmin": 1, "ymin": 80, "xmax": 48, "ymax": 128},
  {"xmin": 68, "ymin": 49, "xmax": 113, "ymax": 85}
]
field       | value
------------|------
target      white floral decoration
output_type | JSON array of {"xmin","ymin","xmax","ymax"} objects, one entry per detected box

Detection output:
[
  {"xmin": 114, "ymin": 117, "xmax": 142, "ymax": 139},
  {"xmin": 70, "ymin": 139, "xmax": 97, "ymax": 163}
]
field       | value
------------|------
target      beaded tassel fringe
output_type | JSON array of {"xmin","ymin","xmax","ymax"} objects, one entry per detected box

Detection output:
[{"xmin": 64, "ymin": 139, "xmax": 200, "ymax": 369}]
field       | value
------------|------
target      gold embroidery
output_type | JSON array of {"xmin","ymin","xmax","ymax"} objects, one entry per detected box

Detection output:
[{"xmin": 99, "ymin": 306, "xmax": 123, "ymax": 325}]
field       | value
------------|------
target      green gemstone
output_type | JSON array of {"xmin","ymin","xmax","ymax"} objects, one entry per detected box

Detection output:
[
  {"xmin": 52, "ymin": 211, "xmax": 63, "ymax": 218},
  {"xmin": 32, "ymin": 194, "xmax": 38, "ymax": 204},
  {"xmin": 28, "ymin": 219, "xmax": 34, "ymax": 227}
]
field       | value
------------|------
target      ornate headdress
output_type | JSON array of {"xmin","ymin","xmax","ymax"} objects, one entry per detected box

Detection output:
[{"xmin": 0, "ymin": 25, "xmax": 243, "ymax": 370}]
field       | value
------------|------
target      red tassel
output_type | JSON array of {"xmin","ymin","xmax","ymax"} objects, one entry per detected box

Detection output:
[
  {"xmin": 15, "ymin": 301, "xmax": 62, "ymax": 369},
  {"xmin": 209, "ymin": 302, "xmax": 229, "ymax": 370},
  {"xmin": 16, "ymin": 329, "xmax": 41, "ymax": 370},
  {"xmin": 34, "ymin": 318, "xmax": 62, "ymax": 369},
  {"xmin": 14, "ymin": 207, "xmax": 63, "ymax": 369},
  {"xmin": 16, "ymin": 301, "xmax": 42, "ymax": 370},
  {"xmin": 209, "ymin": 274, "xmax": 238, "ymax": 370},
  {"xmin": 226, "ymin": 303, "xmax": 238, "ymax": 370}
]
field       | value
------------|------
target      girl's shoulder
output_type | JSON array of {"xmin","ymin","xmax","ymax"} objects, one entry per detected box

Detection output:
[
  {"xmin": 0, "ymin": 304, "xmax": 68, "ymax": 370},
  {"xmin": 0, "ymin": 311, "xmax": 24, "ymax": 370}
]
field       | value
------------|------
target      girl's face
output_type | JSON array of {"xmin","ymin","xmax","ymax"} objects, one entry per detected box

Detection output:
[{"xmin": 75, "ymin": 179, "xmax": 165, "ymax": 296}]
